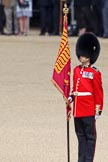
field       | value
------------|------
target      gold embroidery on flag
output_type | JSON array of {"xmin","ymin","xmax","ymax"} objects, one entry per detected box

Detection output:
[
  {"xmin": 54, "ymin": 29, "xmax": 70, "ymax": 74},
  {"xmin": 64, "ymin": 79, "xmax": 69, "ymax": 86}
]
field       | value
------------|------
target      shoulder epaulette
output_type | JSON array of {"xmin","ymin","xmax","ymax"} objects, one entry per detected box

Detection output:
[{"xmin": 92, "ymin": 66, "xmax": 99, "ymax": 72}]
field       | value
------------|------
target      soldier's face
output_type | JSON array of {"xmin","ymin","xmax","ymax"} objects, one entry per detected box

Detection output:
[{"xmin": 79, "ymin": 56, "xmax": 90, "ymax": 64}]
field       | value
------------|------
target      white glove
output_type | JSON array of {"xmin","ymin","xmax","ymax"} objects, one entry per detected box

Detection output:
[
  {"xmin": 95, "ymin": 114, "xmax": 100, "ymax": 120},
  {"xmin": 68, "ymin": 95, "xmax": 73, "ymax": 103},
  {"xmin": 95, "ymin": 110, "xmax": 102, "ymax": 120}
]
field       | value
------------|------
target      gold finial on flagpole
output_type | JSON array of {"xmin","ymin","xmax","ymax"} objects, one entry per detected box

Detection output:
[
  {"xmin": 59, "ymin": 0, "xmax": 69, "ymax": 34},
  {"xmin": 63, "ymin": 3, "xmax": 69, "ymax": 15}
]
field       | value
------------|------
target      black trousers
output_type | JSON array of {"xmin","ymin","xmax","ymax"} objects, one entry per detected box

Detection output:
[
  {"xmin": 39, "ymin": 6, "xmax": 53, "ymax": 34},
  {"xmin": 74, "ymin": 116, "xmax": 96, "ymax": 162},
  {"xmin": 0, "ymin": 4, "xmax": 5, "ymax": 33},
  {"xmin": 75, "ymin": 6, "xmax": 93, "ymax": 31},
  {"xmin": 52, "ymin": 2, "xmax": 60, "ymax": 34},
  {"xmin": 91, "ymin": 6, "xmax": 103, "ymax": 36}
]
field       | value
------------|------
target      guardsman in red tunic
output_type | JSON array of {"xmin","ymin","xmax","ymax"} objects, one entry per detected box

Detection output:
[{"xmin": 68, "ymin": 33, "xmax": 104, "ymax": 162}]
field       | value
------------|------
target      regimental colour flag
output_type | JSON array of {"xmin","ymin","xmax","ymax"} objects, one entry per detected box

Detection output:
[{"xmin": 51, "ymin": 14, "xmax": 71, "ymax": 105}]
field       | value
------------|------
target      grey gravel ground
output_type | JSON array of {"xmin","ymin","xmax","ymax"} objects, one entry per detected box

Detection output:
[{"xmin": 0, "ymin": 31, "xmax": 108, "ymax": 162}]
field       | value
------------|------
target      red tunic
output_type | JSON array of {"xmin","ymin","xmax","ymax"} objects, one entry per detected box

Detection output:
[{"xmin": 72, "ymin": 65, "xmax": 104, "ymax": 117}]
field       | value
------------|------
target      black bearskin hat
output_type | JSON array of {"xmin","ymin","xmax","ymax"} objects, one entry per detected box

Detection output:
[{"xmin": 76, "ymin": 33, "xmax": 100, "ymax": 64}]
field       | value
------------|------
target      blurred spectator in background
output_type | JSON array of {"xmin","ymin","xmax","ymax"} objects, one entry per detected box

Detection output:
[
  {"xmin": 3, "ymin": 0, "xmax": 18, "ymax": 35},
  {"xmin": 102, "ymin": 0, "xmax": 108, "ymax": 38},
  {"xmin": 38, "ymin": 0, "xmax": 53, "ymax": 35},
  {"xmin": 50, "ymin": 0, "xmax": 60, "ymax": 36},
  {"xmin": 91, "ymin": 0, "xmax": 103, "ymax": 37},
  {"xmin": 0, "ymin": 0, "xmax": 6, "ymax": 35},
  {"xmin": 74, "ymin": 0, "xmax": 93, "ymax": 36},
  {"xmin": 68, "ymin": 0, "xmax": 78, "ymax": 36},
  {"xmin": 16, "ymin": 0, "xmax": 32, "ymax": 36}
]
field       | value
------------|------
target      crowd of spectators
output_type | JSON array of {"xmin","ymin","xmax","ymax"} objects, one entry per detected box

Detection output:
[
  {"xmin": 0, "ymin": 0, "xmax": 32, "ymax": 35},
  {"xmin": 0, "ymin": 0, "xmax": 108, "ymax": 38},
  {"xmin": 70, "ymin": 0, "xmax": 107, "ymax": 38}
]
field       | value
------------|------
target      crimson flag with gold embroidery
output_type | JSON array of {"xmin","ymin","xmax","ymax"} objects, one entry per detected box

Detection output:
[{"xmin": 51, "ymin": 14, "xmax": 71, "ymax": 104}]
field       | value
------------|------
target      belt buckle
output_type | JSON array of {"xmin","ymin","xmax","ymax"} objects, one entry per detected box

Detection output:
[{"xmin": 74, "ymin": 91, "xmax": 78, "ymax": 96}]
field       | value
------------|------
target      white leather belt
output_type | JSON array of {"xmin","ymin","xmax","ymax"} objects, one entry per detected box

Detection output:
[{"xmin": 73, "ymin": 91, "xmax": 92, "ymax": 96}]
